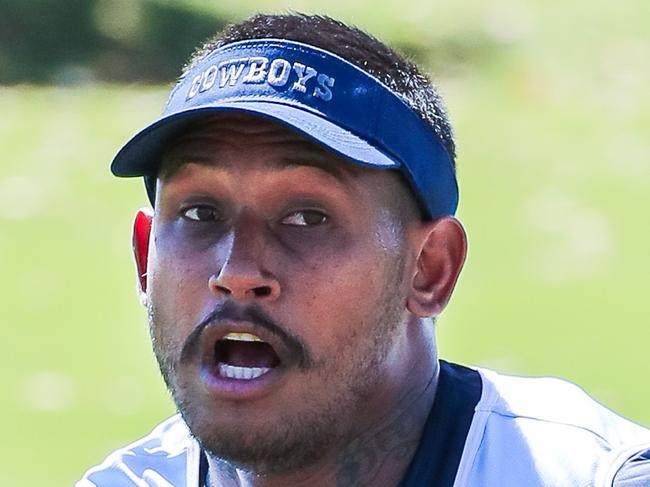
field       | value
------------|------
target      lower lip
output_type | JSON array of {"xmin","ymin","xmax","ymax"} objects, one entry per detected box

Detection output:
[{"xmin": 199, "ymin": 363, "xmax": 286, "ymax": 399}]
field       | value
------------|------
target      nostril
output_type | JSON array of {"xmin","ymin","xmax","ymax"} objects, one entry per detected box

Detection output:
[
  {"xmin": 253, "ymin": 286, "xmax": 272, "ymax": 298},
  {"xmin": 208, "ymin": 275, "xmax": 277, "ymax": 300},
  {"xmin": 216, "ymin": 285, "xmax": 232, "ymax": 296}
]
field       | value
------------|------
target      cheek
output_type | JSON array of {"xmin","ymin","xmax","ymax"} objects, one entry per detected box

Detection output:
[
  {"xmin": 282, "ymin": 244, "xmax": 398, "ymax": 346},
  {"xmin": 147, "ymin": 240, "xmax": 214, "ymax": 345}
]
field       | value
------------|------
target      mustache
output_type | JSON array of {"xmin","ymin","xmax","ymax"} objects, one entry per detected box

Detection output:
[{"xmin": 180, "ymin": 301, "xmax": 312, "ymax": 369}]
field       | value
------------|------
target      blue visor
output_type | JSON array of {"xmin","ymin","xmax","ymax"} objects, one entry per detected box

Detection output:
[{"xmin": 111, "ymin": 38, "xmax": 458, "ymax": 219}]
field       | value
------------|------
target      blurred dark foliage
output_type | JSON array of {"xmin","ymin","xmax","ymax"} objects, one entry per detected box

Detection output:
[
  {"xmin": 0, "ymin": 0, "xmax": 501, "ymax": 85},
  {"xmin": 0, "ymin": 0, "xmax": 229, "ymax": 84}
]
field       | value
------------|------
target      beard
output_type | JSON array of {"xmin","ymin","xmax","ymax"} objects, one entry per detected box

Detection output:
[{"xmin": 147, "ymin": 254, "xmax": 406, "ymax": 474}]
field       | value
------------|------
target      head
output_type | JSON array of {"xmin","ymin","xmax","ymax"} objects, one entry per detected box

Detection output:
[{"xmin": 121, "ymin": 13, "xmax": 466, "ymax": 474}]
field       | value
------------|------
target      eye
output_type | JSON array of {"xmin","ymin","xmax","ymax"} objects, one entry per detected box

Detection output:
[
  {"xmin": 281, "ymin": 210, "xmax": 328, "ymax": 227},
  {"xmin": 182, "ymin": 205, "xmax": 220, "ymax": 222}
]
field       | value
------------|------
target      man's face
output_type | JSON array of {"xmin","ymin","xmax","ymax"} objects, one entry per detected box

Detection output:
[{"xmin": 145, "ymin": 114, "xmax": 417, "ymax": 472}]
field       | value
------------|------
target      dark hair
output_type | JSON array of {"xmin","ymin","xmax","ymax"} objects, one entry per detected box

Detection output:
[{"xmin": 182, "ymin": 13, "xmax": 456, "ymax": 165}]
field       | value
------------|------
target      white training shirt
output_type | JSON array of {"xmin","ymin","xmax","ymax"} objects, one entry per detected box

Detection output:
[{"xmin": 77, "ymin": 363, "xmax": 650, "ymax": 486}]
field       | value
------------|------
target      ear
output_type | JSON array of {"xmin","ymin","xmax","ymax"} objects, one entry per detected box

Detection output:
[
  {"xmin": 132, "ymin": 208, "xmax": 153, "ymax": 304},
  {"xmin": 406, "ymin": 216, "xmax": 467, "ymax": 318}
]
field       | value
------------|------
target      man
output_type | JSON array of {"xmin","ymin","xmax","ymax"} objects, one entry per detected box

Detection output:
[{"xmin": 78, "ymin": 13, "xmax": 650, "ymax": 487}]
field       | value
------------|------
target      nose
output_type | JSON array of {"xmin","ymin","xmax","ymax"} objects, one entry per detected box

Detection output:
[{"xmin": 208, "ymin": 217, "xmax": 281, "ymax": 303}]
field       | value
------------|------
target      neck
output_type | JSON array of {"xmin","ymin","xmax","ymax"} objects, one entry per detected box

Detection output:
[{"xmin": 207, "ymin": 322, "xmax": 439, "ymax": 487}]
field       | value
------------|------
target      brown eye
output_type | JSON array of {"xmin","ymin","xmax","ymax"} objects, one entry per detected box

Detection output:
[
  {"xmin": 183, "ymin": 206, "xmax": 219, "ymax": 222},
  {"xmin": 282, "ymin": 210, "xmax": 328, "ymax": 227}
]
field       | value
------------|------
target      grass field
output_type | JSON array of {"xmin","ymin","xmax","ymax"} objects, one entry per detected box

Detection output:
[{"xmin": 1, "ymin": 2, "xmax": 649, "ymax": 485}]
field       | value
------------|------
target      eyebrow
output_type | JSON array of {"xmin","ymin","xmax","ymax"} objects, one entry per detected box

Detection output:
[{"xmin": 273, "ymin": 153, "xmax": 350, "ymax": 182}]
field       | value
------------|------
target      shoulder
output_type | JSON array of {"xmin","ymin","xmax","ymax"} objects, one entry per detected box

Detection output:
[
  {"xmin": 476, "ymin": 368, "xmax": 650, "ymax": 445},
  {"xmin": 75, "ymin": 415, "xmax": 201, "ymax": 487},
  {"xmin": 454, "ymin": 367, "xmax": 650, "ymax": 487}
]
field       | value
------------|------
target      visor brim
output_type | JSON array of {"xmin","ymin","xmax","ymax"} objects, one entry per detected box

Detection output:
[{"xmin": 110, "ymin": 100, "xmax": 400, "ymax": 178}]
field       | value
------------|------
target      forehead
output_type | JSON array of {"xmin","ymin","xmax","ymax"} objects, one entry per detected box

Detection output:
[
  {"xmin": 159, "ymin": 113, "xmax": 362, "ymax": 181},
  {"xmin": 155, "ymin": 112, "xmax": 419, "ymax": 221}
]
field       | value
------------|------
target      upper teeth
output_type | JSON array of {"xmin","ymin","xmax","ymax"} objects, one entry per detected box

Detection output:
[{"xmin": 223, "ymin": 332, "xmax": 264, "ymax": 342}]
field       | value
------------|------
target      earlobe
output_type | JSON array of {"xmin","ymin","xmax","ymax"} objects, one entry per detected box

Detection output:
[
  {"xmin": 132, "ymin": 208, "xmax": 153, "ymax": 302},
  {"xmin": 406, "ymin": 216, "xmax": 467, "ymax": 318}
]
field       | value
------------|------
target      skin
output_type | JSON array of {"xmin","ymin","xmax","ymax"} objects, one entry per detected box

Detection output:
[{"xmin": 133, "ymin": 114, "xmax": 467, "ymax": 487}]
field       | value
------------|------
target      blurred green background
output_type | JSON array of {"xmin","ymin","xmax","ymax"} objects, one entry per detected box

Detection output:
[{"xmin": 1, "ymin": 0, "xmax": 648, "ymax": 485}]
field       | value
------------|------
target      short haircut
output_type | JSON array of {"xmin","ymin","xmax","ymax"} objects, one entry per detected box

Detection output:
[{"xmin": 181, "ymin": 13, "xmax": 456, "ymax": 166}]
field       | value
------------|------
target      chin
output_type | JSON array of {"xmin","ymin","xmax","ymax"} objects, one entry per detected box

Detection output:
[{"xmin": 180, "ymin": 399, "xmax": 340, "ymax": 473}]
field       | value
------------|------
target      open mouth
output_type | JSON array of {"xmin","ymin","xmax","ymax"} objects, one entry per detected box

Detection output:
[{"xmin": 214, "ymin": 332, "xmax": 281, "ymax": 381}]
